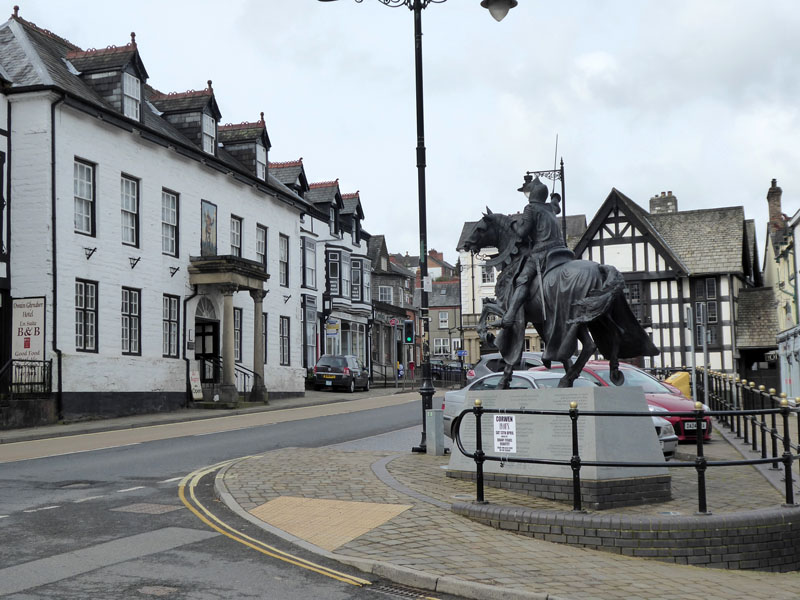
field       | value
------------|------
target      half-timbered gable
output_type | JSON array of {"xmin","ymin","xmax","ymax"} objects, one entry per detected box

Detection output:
[{"xmin": 576, "ymin": 189, "xmax": 764, "ymax": 376}]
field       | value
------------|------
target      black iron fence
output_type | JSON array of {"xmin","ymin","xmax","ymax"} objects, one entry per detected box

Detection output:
[
  {"xmin": 454, "ymin": 395, "xmax": 799, "ymax": 513},
  {"xmin": 0, "ymin": 359, "xmax": 52, "ymax": 404}
]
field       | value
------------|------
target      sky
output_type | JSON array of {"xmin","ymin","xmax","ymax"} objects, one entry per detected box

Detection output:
[{"xmin": 16, "ymin": 1, "xmax": 800, "ymax": 266}]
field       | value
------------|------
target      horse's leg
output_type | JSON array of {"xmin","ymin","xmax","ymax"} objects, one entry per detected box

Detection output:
[
  {"xmin": 604, "ymin": 319, "xmax": 624, "ymax": 386},
  {"xmin": 559, "ymin": 325, "xmax": 595, "ymax": 387},
  {"xmin": 500, "ymin": 362, "xmax": 513, "ymax": 389}
]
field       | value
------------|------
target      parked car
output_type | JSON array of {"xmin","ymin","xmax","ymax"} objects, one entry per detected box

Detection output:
[
  {"xmin": 442, "ymin": 370, "xmax": 678, "ymax": 458},
  {"xmin": 312, "ymin": 355, "xmax": 369, "ymax": 392},
  {"xmin": 530, "ymin": 360, "xmax": 711, "ymax": 442},
  {"xmin": 466, "ymin": 352, "xmax": 545, "ymax": 383}
]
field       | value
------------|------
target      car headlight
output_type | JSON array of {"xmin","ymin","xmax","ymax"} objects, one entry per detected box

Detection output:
[{"xmin": 660, "ymin": 421, "xmax": 675, "ymax": 437}]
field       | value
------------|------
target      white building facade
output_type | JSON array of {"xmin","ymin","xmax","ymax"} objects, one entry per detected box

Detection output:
[{"xmin": 2, "ymin": 14, "xmax": 312, "ymax": 419}]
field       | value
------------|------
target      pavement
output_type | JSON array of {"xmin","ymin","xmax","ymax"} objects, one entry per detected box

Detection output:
[{"xmin": 4, "ymin": 388, "xmax": 800, "ymax": 599}]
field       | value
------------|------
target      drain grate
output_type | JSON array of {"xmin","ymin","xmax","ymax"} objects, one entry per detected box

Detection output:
[
  {"xmin": 370, "ymin": 583, "xmax": 440, "ymax": 599},
  {"xmin": 111, "ymin": 503, "xmax": 183, "ymax": 515}
]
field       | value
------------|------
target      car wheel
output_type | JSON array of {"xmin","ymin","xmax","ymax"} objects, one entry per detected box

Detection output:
[
  {"xmin": 348, "ymin": 379, "xmax": 355, "ymax": 393},
  {"xmin": 364, "ymin": 379, "xmax": 370, "ymax": 392}
]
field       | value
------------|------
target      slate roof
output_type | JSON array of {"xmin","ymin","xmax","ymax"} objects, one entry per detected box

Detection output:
[
  {"xmin": 0, "ymin": 12, "xmax": 311, "ymax": 214},
  {"xmin": 270, "ymin": 159, "xmax": 304, "ymax": 185},
  {"xmin": 218, "ymin": 117, "xmax": 269, "ymax": 146},
  {"xmin": 735, "ymin": 287, "xmax": 779, "ymax": 349},
  {"xmin": 426, "ymin": 281, "xmax": 461, "ymax": 308},
  {"xmin": 647, "ymin": 207, "xmax": 745, "ymax": 275},
  {"xmin": 307, "ymin": 180, "xmax": 341, "ymax": 206},
  {"xmin": 149, "ymin": 86, "xmax": 221, "ymax": 119},
  {"xmin": 368, "ymin": 235, "xmax": 387, "ymax": 268},
  {"xmin": 391, "ymin": 253, "xmax": 419, "ymax": 270},
  {"xmin": 341, "ymin": 193, "xmax": 364, "ymax": 219},
  {"xmin": 565, "ymin": 214, "xmax": 587, "ymax": 251},
  {"xmin": 456, "ymin": 221, "xmax": 478, "ymax": 253}
]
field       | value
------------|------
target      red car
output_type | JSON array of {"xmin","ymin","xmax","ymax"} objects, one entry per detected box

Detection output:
[{"xmin": 531, "ymin": 360, "xmax": 711, "ymax": 442}]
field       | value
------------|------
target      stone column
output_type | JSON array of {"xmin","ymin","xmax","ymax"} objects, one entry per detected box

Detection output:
[
  {"xmin": 249, "ymin": 288, "xmax": 268, "ymax": 404},
  {"xmin": 219, "ymin": 284, "xmax": 238, "ymax": 403}
]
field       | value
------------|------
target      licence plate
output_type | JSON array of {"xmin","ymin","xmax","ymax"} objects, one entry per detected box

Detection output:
[
  {"xmin": 323, "ymin": 375, "xmax": 335, "ymax": 379},
  {"xmin": 325, "ymin": 380, "xmax": 332, "ymax": 386},
  {"xmin": 684, "ymin": 421, "xmax": 707, "ymax": 430}
]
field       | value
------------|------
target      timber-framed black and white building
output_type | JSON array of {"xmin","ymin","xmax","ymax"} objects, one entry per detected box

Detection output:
[{"xmin": 574, "ymin": 190, "xmax": 766, "ymax": 376}]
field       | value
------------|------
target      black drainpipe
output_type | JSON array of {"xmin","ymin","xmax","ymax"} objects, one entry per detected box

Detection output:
[
  {"xmin": 183, "ymin": 284, "xmax": 198, "ymax": 406},
  {"xmin": 51, "ymin": 94, "xmax": 66, "ymax": 419}
]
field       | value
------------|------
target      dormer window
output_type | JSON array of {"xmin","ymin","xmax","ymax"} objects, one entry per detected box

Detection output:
[
  {"xmin": 329, "ymin": 206, "xmax": 337, "ymax": 236},
  {"xmin": 202, "ymin": 113, "xmax": 216, "ymax": 154},
  {"xmin": 256, "ymin": 144, "xmax": 267, "ymax": 180},
  {"xmin": 122, "ymin": 72, "xmax": 140, "ymax": 120}
]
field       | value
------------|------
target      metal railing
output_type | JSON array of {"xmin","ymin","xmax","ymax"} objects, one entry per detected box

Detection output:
[
  {"xmin": 454, "ymin": 397, "xmax": 799, "ymax": 513},
  {"xmin": 201, "ymin": 356, "xmax": 253, "ymax": 394},
  {"xmin": 698, "ymin": 368, "xmax": 800, "ymax": 475},
  {"xmin": 0, "ymin": 359, "xmax": 53, "ymax": 405}
]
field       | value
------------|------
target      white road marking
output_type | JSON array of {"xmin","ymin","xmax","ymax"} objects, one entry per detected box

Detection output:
[
  {"xmin": 17, "ymin": 442, "xmax": 142, "ymax": 460},
  {"xmin": 192, "ymin": 426, "xmax": 253, "ymax": 436},
  {"xmin": 158, "ymin": 477, "xmax": 183, "ymax": 483},
  {"xmin": 23, "ymin": 506, "xmax": 59, "ymax": 513},
  {"xmin": 73, "ymin": 495, "xmax": 106, "ymax": 503},
  {"xmin": 116, "ymin": 486, "xmax": 145, "ymax": 493},
  {"xmin": 0, "ymin": 515, "xmax": 9, "ymax": 519}
]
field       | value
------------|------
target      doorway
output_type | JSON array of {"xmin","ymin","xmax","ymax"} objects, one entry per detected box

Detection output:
[{"xmin": 195, "ymin": 320, "xmax": 219, "ymax": 383}]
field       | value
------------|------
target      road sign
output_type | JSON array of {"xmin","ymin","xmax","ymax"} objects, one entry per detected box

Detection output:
[
  {"xmin": 389, "ymin": 318, "xmax": 397, "ymax": 326},
  {"xmin": 457, "ymin": 350, "xmax": 467, "ymax": 357}
]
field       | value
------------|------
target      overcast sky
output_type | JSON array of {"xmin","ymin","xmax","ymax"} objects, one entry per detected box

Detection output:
[{"xmin": 19, "ymin": 1, "xmax": 800, "ymax": 265}]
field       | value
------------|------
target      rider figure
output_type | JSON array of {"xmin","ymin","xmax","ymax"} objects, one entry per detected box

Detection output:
[{"xmin": 500, "ymin": 175, "xmax": 570, "ymax": 329}]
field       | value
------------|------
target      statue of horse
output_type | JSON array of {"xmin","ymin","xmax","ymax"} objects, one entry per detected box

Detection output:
[{"xmin": 460, "ymin": 210, "xmax": 659, "ymax": 387}]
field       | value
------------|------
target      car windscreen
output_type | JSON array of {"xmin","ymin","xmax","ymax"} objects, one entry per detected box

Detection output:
[
  {"xmin": 535, "ymin": 376, "xmax": 598, "ymax": 389},
  {"xmin": 594, "ymin": 368, "xmax": 670, "ymax": 394},
  {"xmin": 316, "ymin": 356, "xmax": 346, "ymax": 369}
]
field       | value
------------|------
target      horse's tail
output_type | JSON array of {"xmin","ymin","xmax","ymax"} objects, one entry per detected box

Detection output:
[{"xmin": 567, "ymin": 264, "xmax": 625, "ymax": 324}]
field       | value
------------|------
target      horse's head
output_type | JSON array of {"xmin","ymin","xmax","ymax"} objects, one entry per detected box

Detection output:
[{"xmin": 459, "ymin": 208, "xmax": 504, "ymax": 254}]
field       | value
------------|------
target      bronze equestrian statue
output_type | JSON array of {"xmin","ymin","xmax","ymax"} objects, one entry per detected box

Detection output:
[{"xmin": 459, "ymin": 176, "xmax": 658, "ymax": 388}]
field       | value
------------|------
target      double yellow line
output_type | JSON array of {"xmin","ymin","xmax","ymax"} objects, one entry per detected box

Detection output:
[{"xmin": 179, "ymin": 458, "xmax": 372, "ymax": 587}]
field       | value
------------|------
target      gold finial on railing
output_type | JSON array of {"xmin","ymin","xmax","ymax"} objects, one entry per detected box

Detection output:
[
  {"xmin": 569, "ymin": 401, "xmax": 578, "ymax": 410},
  {"xmin": 741, "ymin": 379, "xmax": 748, "ymax": 386},
  {"xmin": 736, "ymin": 376, "xmax": 741, "ymax": 383},
  {"xmin": 781, "ymin": 398, "xmax": 790, "ymax": 408},
  {"xmin": 695, "ymin": 402, "xmax": 704, "ymax": 410},
  {"xmin": 769, "ymin": 388, "xmax": 776, "ymax": 395},
  {"xmin": 759, "ymin": 385, "xmax": 766, "ymax": 391},
  {"xmin": 749, "ymin": 381, "xmax": 756, "ymax": 388},
  {"xmin": 474, "ymin": 398, "xmax": 482, "ymax": 407},
  {"xmin": 780, "ymin": 392, "xmax": 787, "ymax": 399}
]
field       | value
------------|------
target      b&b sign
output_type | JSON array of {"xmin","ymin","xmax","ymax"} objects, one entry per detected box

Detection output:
[{"xmin": 12, "ymin": 297, "xmax": 45, "ymax": 360}]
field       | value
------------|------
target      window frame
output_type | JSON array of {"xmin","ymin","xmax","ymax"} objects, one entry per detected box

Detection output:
[
  {"xmin": 256, "ymin": 144, "xmax": 267, "ymax": 180},
  {"xmin": 234, "ymin": 307, "xmax": 242, "ymax": 362},
  {"xmin": 256, "ymin": 224, "xmax": 268, "ymax": 270},
  {"xmin": 302, "ymin": 237, "xmax": 316, "ymax": 290},
  {"xmin": 439, "ymin": 311, "xmax": 449, "ymax": 329},
  {"xmin": 230, "ymin": 215, "xmax": 243, "ymax": 257},
  {"xmin": 378, "ymin": 285, "xmax": 393, "ymax": 304},
  {"xmin": 279, "ymin": 234, "xmax": 289, "ymax": 287},
  {"xmin": 433, "ymin": 337, "xmax": 450, "ymax": 356},
  {"xmin": 280, "ymin": 316, "xmax": 291, "ymax": 366},
  {"xmin": 481, "ymin": 266, "xmax": 495, "ymax": 284},
  {"xmin": 162, "ymin": 294, "xmax": 180, "ymax": 358},
  {"xmin": 328, "ymin": 250, "xmax": 340, "ymax": 295},
  {"xmin": 351, "ymin": 259, "xmax": 362, "ymax": 302},
  {"xmin": 122, "ymin": 72, "xmax": 141, "ymax": 120},
  {"xmin": 120, "ymin": 174, "xmax": 139, "ymax": 247},
  {"xmin": 202, "ymin": 112, "xmax": 216, "ymax": 154},
  {"xmin": 121, "ymin": 286, "xmax": 141, "ymax": 356},
  {"xmin": 75, "ymin": 279, "xmax": 98, "ymax": 352},
  {"xmin": 74, "ymin": 159, "xmax": 95, "ymax": 236},
  {"xmin": 161, "ymin": 188, "xmax": 179, "ymax": 257}
]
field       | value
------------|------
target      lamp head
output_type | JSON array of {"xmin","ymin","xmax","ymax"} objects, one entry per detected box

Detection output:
[{"xmin": 481, "ymin": 0, "xmax": 518, "ymax": 22}]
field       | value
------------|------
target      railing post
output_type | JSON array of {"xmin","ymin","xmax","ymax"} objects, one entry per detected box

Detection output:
[
  {"xmin": 770, "ymin": 390, "xmax": 780, "ymax": 469},
  {"xmin": 725, "ymin": 374, "xmax": 734, "ymax": 429},
  {"xmin": 750, "ymin": 381, "xmax": 758, "ymax": 451},
  {"xmin": 780, "ymin": 398, "xmax": 795, "ymax": 506},
  {"xmin": 734, "ymin": 376, "xmax": 742, "ymax": 438},
  {"xmin": 472, "ymin": 398, "xmax": 486, "ymax": 504},
  {"xmin": 569, "ymin": 401, "xmax": 583, "ymax": 512},
  {"xmin": 694, "ymin": 401, "xmax": 709, "ymax": 514},
  {"xmin": 759, "ymin": 385, "xmax": 768, "ymax": 460}
]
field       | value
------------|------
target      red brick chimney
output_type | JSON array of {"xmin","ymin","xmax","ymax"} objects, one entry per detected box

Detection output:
[
  {"xmin": 767, "ymin": 178, "xmax": 783, "ymax": 231},
  {"xmin": 428, "ymin": 249, "xmax": 443, "ymax": 263}
]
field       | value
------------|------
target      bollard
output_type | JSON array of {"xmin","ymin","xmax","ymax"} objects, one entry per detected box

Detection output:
[{"xmin": 425, "ymin": 409, "xmax": 445, "ymax": 456}]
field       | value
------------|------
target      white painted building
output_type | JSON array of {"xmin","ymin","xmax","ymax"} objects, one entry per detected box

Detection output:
[{"xmin": 1, "ymin": 12, "xmax": 315, "ymax": 419}]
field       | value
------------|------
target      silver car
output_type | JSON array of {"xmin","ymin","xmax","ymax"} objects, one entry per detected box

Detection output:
[
  {"xmin": 442, "ymin": 371, "xmax": 678, "ymax": 459},
  {"xmin": 466, "ymin": 352, "xmax": 544, "ymax": 383}
]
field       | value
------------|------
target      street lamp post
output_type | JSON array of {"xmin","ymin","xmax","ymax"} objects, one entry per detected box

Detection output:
[{"xmin": 318, "ymin": 0, "xmax": 516, "ymax": 452}]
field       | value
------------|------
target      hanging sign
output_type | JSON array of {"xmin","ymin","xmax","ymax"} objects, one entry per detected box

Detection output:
[{"xmin": 12, "ymin": 297, "xmax": 46, "ymax": 360}]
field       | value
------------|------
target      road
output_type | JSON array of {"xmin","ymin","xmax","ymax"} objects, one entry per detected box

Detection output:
[{"xmin": 0, "ymin": 393, "xmax": 460, "ymax": 599}]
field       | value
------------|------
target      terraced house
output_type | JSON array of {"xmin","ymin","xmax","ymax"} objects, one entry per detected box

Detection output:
[{"xmin": 0, "ymin": 10, "xmax": 324, "ymax": 423}]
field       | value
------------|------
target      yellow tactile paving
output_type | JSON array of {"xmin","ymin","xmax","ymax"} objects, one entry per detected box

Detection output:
[{"xmin": 250, "ymin": 496, "xmax": 412, "ymax": 551}]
